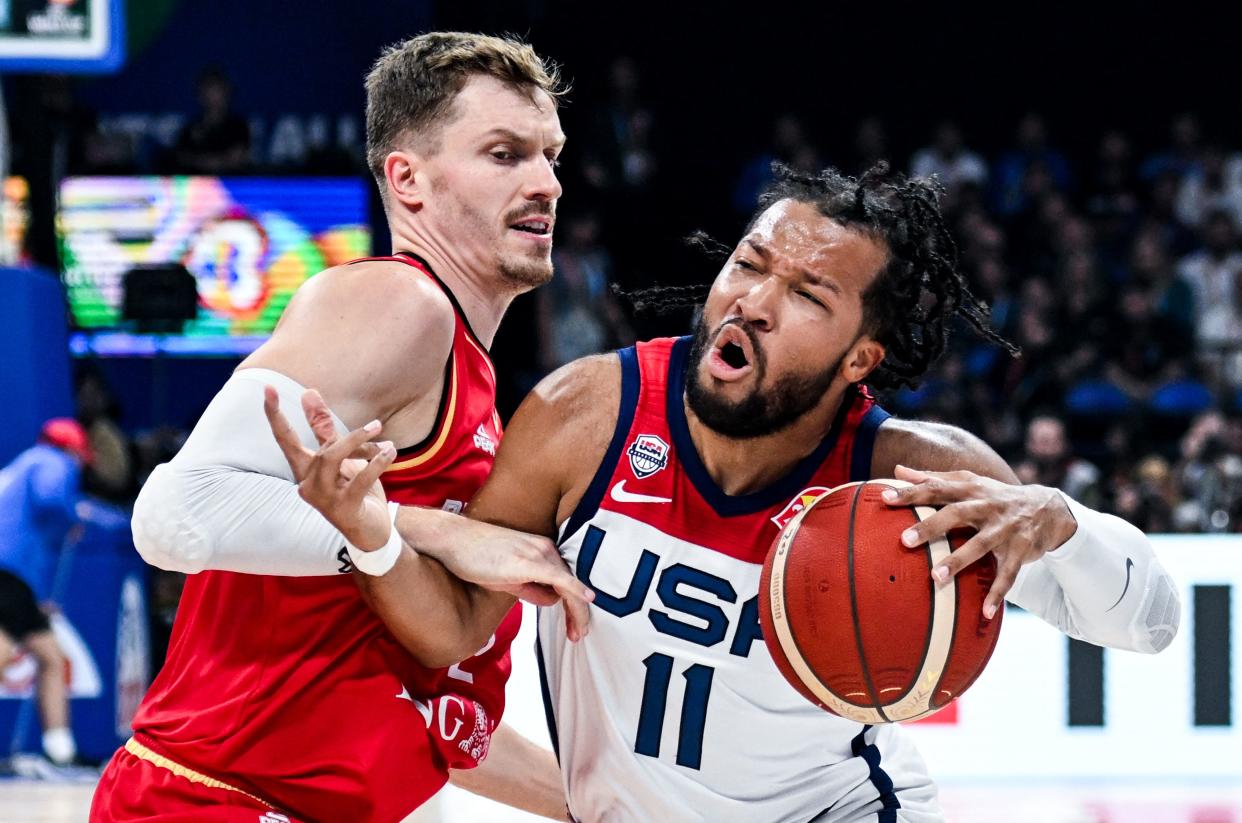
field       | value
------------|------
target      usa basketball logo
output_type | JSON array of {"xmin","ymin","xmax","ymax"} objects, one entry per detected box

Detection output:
[
  {"xmin": 770, "ymin": 486, "xmax": 831, "ymax": 529},
  {"xmin": 627, "ymin": 434, "xmax": 669, "ymax": 479}
]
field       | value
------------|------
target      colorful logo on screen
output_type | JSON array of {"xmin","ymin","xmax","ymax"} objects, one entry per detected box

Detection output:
[{"xmin": 57, "ymin": 176, "xmax": 371, "ymax": 338}]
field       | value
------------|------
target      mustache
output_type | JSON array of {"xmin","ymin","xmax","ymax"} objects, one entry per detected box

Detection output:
[{"xmin": 505, "ymin": 203, "xmax": 555, "ymax": 224}]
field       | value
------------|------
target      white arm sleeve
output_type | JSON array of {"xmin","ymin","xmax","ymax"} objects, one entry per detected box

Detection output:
[
  {"xmin": 130, "ymin": 368, "xmax": 349, "ymax": 576},
  {"xmin": 1005, "ymin": 492, "xmax": 1181, "ymax": 653}
]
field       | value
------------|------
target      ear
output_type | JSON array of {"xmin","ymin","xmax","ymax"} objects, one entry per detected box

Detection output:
[
  {"xmin": 384, "ymin": 150, "xmax": 424, "ymax": 210},
  {"xmin": 840, "ymin": 336, "xmax": 886, "ymax": 384}
]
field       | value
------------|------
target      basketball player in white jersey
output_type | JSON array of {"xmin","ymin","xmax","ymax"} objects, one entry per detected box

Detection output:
[{"xmin": 271, "ymin": 163, "xmax": 1180, "ymax": 821}]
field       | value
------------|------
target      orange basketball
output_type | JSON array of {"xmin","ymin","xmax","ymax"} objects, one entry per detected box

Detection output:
[{"xmin": 759, "ymin": 479, "xmax": 1002, "ymax": 723}]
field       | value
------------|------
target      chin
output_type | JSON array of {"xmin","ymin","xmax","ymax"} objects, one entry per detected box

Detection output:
[{"xmin": 499, "ymin": 255, "xmax": 554, "ymax": 289}]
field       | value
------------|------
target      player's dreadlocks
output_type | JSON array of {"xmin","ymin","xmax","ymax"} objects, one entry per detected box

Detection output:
[{"xmin": 619, "ymin": 162, "xmax": 1019, "ymax": 390}]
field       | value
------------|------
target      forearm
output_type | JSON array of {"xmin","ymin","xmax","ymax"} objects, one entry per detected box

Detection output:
[
  {"xmin": 1007, "ymin": 493, "xmax": 1181, "ymax": 653},
  {"xmin": 354, "ymin": 507, "xmax": 516, "ymax": 666},
  {"xmin": 449, "ymin": 723, "xmax": 567, "ymax": 820}
]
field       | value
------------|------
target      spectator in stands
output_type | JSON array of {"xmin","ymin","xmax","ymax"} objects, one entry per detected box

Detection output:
[
  {"xmin": 1102, "ymin": 284, "xmax": 1193, "ymax": 402},
  {"xmin": 1176, "ymin": 145, "xmax": 1242, "ymax": 229},
  {"xmin": 992, "ymin": 113, "xmax": 1072, "ymax": 217},
  {"xmin": 1197, "ymin": 267, "xmax": 1242, "ymax": 388},
  {"xmin": 852, "ymin": 117, "xmax": 889, "ymax": 175},
  {"xmin": 1178, "ymin": 210, "xmax": 1242, "ymax": 357},
  {"xmin": 1113, "ymin": 456, "xmax": 1177, "ymax": 533},
  {"xmin": 1174, "ymin": 411, "xmax": 1242, "ymax": 532},
  {"xmin": 537, "ymin": 212, "xmax": 634, "ymax": 373},
  {"xmin": 172, "ymin": 66, "xmax": 251, "ymax": 174},
  {"xmin": 1141, "ymin": 112, "xmax": 1203, "ymax": 182},
  {"xmin": 733, "ymin": 114, "xmax": 821, "ymax": 214},
  {"xmin": 0, "ymin": 419, "xmax": 90, "ymax": 767},
  {"xmin": 1015, "ymin": 414, "xmax": 1102, "ymax": 508},
  {"xmin": 1130, "ymin": 231, "xmax": 1194, "ymax": 338},
  {"xmin": 1086, "ymin": 130, "xmax": 1140, "ymax": 221},
  {"xmin": 74, "ymin": 368, "xmax": 133, "ymax": 502},
  {"xmin": 910, "ymin": 120, "xmax": 987, "ymax": 196}
]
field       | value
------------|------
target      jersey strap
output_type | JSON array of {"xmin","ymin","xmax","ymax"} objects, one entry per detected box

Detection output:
[{"xmin": 559, "ymin": 345, "xmax": 640, "ymax": 543}]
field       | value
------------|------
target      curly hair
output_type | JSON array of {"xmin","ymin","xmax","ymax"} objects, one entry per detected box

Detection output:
[{"xmin": 620, "ymin": 162, "xmax": 1018, "ymax": 389}]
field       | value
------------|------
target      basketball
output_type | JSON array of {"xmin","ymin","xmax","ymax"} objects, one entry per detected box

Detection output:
[{"xmin": 759, "ymin": 479, "xmax": 1003, "ymax": 723}]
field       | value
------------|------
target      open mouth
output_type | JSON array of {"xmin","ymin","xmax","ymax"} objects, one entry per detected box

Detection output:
[
  {"xmin": 707, "ymin": 323, "xmax": 756, "ymax": 382},
  {"xmin": 510, "ymin": 217, "xmax": 552, "ymax": 237},
  {"xmin": 720, "ymin": 340, "xmax": 748, "ymax": 369}
]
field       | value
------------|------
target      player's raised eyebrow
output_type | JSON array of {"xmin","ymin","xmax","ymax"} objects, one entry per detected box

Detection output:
[{"xmin": 743, "ymin": 237, "xmax": 842, "ymax": 296}]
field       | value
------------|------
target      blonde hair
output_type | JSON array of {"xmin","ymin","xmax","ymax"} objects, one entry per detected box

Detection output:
[{"xmin": 365, "ymin": 32, "xmax": 566, "ymax": 192}]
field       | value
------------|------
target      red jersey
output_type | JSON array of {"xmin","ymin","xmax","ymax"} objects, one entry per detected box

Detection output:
[{"xmin": 128, "ymin": 253, "xmax": 521, "ymax": 823}]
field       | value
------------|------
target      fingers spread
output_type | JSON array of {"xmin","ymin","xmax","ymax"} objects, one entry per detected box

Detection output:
[
  {"xmin": 301, "ymin": 389, "xmax": 342, "ymax": 447},
  {"xmin": 346, "ymin": 442, "xmax": 397, "ymax": 502},
  {"xmin": 902, "ymin": 500, "xmax": 987, "ymax": 549},
  {"xmin": 983, "ymin": 558, "xmax": 1021, "ymax": 619},
  {"xmin": 931, "ymin": 531, "xmax": 992, "ymax": 582},
  {"xmin": 263, "ymin": 385, "xmax": 311, "ymax": 478}
]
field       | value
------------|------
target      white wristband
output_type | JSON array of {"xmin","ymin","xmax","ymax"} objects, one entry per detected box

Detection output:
[{"xmin": 346, "ymin": 502, "xmax": 403, "ymax": 576}]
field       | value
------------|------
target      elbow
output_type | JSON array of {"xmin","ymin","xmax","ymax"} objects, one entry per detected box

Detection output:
[
  {"xmin": 412, "ymin": 609, "xmax": 499, "ymax": 669},
  {"xmin": 1128, "ymin": 571, "xmax": 1182, "ymax": 655},
  {"xmin": 130, "ymin": 464, "xmax": 212, "ymax": 573},
  {"xmin": 403, "ymin": 633, "xmax": 479, "ymax": 670}
]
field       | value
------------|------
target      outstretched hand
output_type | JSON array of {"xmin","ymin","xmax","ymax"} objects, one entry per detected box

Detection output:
[
  {"xmin": 263, "ymin": 385, "xmax": 396, "ymax": 550},
  {"xmin": 881, "ymin": 465, "xmax": 1078, "ymax": 619},
  {"xmin": 263, "ymin": 386, "xmax": 594, "ymax": 639}
]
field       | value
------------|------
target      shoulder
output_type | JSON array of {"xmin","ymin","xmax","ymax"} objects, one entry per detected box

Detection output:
[
  {"xmin": 872, "ymin": 417, "xmax": 1017, "ymax": 483},
  {"xmin": 267, "ymin": 261, "xmax": 455, "ymax": 366},
  {"xmin": 527, "ymin": 352, "xmax": 621, "ymax": 427},
  {"xmin": 290, "ymin": 260, "xmax": 454, "ymax": 334},
  {"xmin": 246, "ymin": 260, "xmax": 456, "ymax": 410},
  {"xmin": 501, "ymin": 352, "xmax": 622, "ymax": 476}
]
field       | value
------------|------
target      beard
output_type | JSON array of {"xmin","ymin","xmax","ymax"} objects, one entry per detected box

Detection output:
[
  {"xmin": 435, "ymin": 178, "xmax": 555, "ymax": 288},
  {"xmin": 685, "ymin": 316, "xmax": 842, "ymax": 440}
]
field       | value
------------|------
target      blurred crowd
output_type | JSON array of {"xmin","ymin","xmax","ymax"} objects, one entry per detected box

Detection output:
[{"xmin": 9, "ymin": 58, "xmax": 1242, "ymax": 536}]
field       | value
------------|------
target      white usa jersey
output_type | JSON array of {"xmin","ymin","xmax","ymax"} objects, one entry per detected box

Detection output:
[{"xmin": 537, "ymin": 338, "xmax": 943, "ymax": 823}]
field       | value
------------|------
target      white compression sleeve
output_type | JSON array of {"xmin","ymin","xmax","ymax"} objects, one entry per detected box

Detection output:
[
  {"xmin": 1005, "ymin": 492, "xmax": 1181, "ymax": 653},
  {"xmin": 130, "ymin": 368, "xmax": 349, "ymax": 576}
]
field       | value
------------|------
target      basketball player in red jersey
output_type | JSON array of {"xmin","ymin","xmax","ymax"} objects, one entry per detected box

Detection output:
[
  {"xmin": 92, "ymin": 33, "xmax": 593, "ymax": 822},
  {"xmin": 277, "ymin": 163, "xmax": 1178, "ymax": 821}
]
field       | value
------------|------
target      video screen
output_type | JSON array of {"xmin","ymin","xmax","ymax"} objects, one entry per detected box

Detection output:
[{"xmin": 57, "ymin": 176, "xmax": 371, "ymax": 355}]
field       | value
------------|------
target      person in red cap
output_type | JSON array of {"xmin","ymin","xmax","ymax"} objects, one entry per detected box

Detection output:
[{"xmin": 0, "ymin": 417, "xmax": 92, "ymax": 767}]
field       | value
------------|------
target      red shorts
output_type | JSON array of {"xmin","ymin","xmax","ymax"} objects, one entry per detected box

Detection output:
[{"xmin": 91, "ymin": 739, "xmax": 304, "ymax": 823}]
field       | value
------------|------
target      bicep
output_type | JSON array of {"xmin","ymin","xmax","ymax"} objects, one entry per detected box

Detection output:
[
  {"xmin": 467, "ymin": 356, "xmax": 618, "ymax": 538},
  {"xmin": 466, "ymin": 397, "xmax": 569, "ymax": 539},
  {"xmin": 872, "ymin": 419, "xmax": 1019, "ymax": 484}
]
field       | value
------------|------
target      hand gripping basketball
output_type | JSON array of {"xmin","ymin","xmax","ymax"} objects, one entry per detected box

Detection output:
[
  {"xmin": 759, "ymin": 479, "xmax": 1003, "ymax": 723},
  {"xmin": 880, "ymin": 465, "xmax": 1079, "ymax": 619}
]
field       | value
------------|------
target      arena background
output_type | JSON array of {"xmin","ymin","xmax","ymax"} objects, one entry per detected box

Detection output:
[{"xmin": 0, "ymin": 0, "xmax": 1240, "ymax": 820}]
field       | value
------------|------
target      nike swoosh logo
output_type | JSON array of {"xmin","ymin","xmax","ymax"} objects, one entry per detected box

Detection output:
[
  {"xmin": 1106, "ymin": 557, "xmax": 1134, "ymax": 612},
  {"xmin": 610, "ymin": 480, "xmax": 672, "ymax": 505}
]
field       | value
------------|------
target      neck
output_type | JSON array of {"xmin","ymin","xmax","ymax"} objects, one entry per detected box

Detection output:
[
  {"xmin": 388, "ymin": 223, "xmax": 517, "ymax": 349},
  {"xmin": 683, "ymin": 382, "xmax": 852, "ymax": 496}
]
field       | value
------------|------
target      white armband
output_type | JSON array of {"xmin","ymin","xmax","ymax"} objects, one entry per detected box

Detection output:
[{"xmin": 346, "ymin": 501, "xmax": 404, "ymax": 576}]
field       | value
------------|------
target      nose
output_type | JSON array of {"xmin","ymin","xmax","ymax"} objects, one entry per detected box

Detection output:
[
  {"xmin": 524, "ymin": 156, "xmax": 563, "ymax": 202},
  {"xmin": 734, "ymin": 275, "xmax": 778, "ymax": 332}
]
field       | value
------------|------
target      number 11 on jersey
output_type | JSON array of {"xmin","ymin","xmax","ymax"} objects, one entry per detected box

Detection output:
[{"xmin": 634, "ymin": 653, "xmax": 715, "ymax": 769}]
